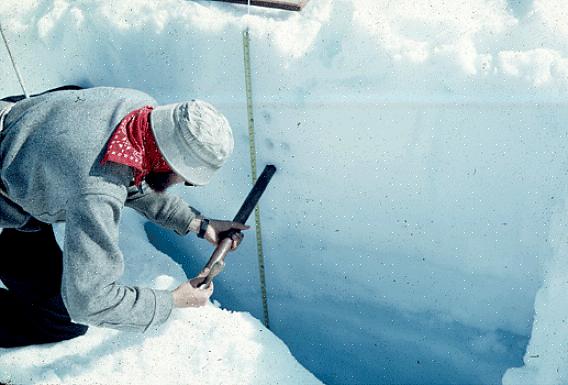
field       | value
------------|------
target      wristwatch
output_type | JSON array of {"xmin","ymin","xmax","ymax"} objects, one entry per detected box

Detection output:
[{"xmin": 197, "ymin": 218, "xmax": 210, "ymax": 239}]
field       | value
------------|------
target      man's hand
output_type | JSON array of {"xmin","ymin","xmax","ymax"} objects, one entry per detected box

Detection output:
[
  {"xmin": 172, "ymin": 279, "xmax": 213, "ymax": 308},
  {"xmin": 204, "ymin": 220, "xmax": 250, "ymax": 250}
]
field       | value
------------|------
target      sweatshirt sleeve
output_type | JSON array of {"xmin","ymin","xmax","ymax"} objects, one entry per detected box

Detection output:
[
  {"xmin": 61, "ymin": 189, "xmax": 173, "ymax": 332},
  {"xmin": 125, "ymin": 182, "xmax": 201, "ymax": 235}
]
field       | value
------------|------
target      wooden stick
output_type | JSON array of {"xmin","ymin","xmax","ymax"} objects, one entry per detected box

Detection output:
[{"xmin": 209, "ymin": 0, "xmax": 309, "ymax": 11}]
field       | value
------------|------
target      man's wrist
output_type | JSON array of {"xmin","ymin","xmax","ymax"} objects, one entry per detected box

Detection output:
[
  {"xmin": 197, "ymin": 218, "xmax": 210, "ymax": 239},
  {"xmin": 188, "ymin": 217, "xmax": 202, "ymax": 233}
]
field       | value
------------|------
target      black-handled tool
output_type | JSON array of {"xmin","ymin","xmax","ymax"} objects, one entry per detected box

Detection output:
[{"xmin": 190, "ymin": 165, "xmax": 277, "ymax": 288}]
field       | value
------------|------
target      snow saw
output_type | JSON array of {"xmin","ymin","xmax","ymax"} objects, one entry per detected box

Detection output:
[{"xmin": 190, "ymin": 164, "xmax": 277, "ymax": 289}]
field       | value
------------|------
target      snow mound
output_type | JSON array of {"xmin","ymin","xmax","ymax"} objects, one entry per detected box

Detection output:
[
  {"xmin": 0, "ymin": 303, "xmax": 320, "ymax": 385},
  {"xmin": 0, "ymin": 212, "xmax": 321, "ymax": 385},
  {"xmin": 0, "ymin": 305, "xmax": 320, "ymax": 385}
]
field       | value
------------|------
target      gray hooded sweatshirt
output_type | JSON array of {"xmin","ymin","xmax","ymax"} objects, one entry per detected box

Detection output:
[{"xmin": 0, "ymin": 87, "xmax": 201, "ymax": 332}]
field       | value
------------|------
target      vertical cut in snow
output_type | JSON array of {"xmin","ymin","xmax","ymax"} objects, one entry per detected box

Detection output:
[
  {"xmin": 1, "ymin": 0, "xmax": 568, "ymax": 383},
  {"xmin": 502, "ymin": 201, "xmax": 568, "ymax": 385}
]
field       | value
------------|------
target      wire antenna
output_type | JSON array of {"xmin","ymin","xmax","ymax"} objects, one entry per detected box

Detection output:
[{"xmin": 0, "ymin": 21, "xmax": 30, "ymax": 98}]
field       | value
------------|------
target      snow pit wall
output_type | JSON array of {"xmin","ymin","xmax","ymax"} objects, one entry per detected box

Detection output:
[{"xmin": 1, "ymin": 0, "xmax": 568, "ymax": 383}]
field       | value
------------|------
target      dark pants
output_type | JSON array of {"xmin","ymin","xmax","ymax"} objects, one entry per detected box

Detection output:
[{"xmin": 0, "ymin": 225, "xmax": 88, "ymax": 348}]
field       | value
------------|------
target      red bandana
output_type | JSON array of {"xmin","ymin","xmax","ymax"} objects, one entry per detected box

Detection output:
[{"xmin": 101, "ymin": 106, "xmax": 172, "ymax": 185}]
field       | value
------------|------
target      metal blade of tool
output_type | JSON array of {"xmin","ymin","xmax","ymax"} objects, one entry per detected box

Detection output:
[
  {"xmin": 190, "ymin": 165, "xmax": 276, "ymax": 289},
  {"xmin": 233, "ymin": 164, "xmax": 276, "ymax": 224}
]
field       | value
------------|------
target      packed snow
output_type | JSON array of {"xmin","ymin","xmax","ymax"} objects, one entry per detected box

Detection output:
[
  {"xmin": 1, "ymin": 0, "xmax": 568, "ymax": 384},
  {"xmin": 0, "ymin": 215, "xmax": 321, "ymax": 385}
]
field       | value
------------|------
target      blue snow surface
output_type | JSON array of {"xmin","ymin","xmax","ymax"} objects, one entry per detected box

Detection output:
[{"xmin": 2, "ymin": 0, "xmax": 568, "ymax": 383}]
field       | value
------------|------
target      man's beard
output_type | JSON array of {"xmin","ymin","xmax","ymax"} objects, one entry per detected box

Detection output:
[{"xmin": 145, "ymin": 172, "xmax": 177, "ymax": 193}]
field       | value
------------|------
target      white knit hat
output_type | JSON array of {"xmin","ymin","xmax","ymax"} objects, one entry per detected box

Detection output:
[{"xmin": 150, "ymin": 100, "xmax": 234, "ymax": 186}]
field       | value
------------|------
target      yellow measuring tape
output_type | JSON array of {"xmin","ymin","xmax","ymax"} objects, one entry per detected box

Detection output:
[{"xmin": 242, "ymin": 28, "xmax": 270, "ymax": 329}]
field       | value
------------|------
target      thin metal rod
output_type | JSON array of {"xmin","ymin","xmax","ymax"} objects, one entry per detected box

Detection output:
[{"xmin": 0, "ymin": 21, "xmax": 29, "ymax": 99}]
